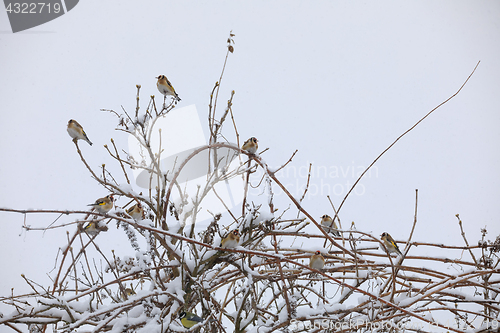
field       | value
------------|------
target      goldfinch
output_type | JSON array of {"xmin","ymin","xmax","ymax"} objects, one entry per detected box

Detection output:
[
  {"xmin": 83, "ymin": 221, "xmax": 99, "ymax": 236},
  {"xmin": 126, "ymin": 203, "xmax": 144, "ymax": 221},
  {"xmin": 320, "ymin": 214, "xmax": 340, "ymax": 237},
  {"xmin": 82, "ymin": 221, "xmax": 108, "ymax": 236},
  {"xmin": 179, "ymin": 311, "xmax": 204, "ymax": 329},
  {"xmin": 121, "ymin": 286, "xmax": 136, "ymax": 300},
  {"xmin": 381, "ymin": 232, "xmax": 402, "ymax": 256},
  {"xmin": 220, "ymin": 229, "xmax": 240, "ymax": 249},
  {"xmin": 67, "ymin": 119, "xmax": 92, "ymax": 146},
  {"xmin": 241, "ymin": 137, "xmax": 258, "ymax": 154},
  {"xmin": 156, "ymin": 75, "xmax": 181, "ymax": 101},
  {"xmin": 88, "ymin": 195, "xmax": 114, "ymax": 214},
  {"xmin": 309, "ymin": 251, "xmax": 325, "ymax": 270}
]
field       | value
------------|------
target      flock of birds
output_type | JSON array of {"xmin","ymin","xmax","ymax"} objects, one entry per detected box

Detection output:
[
  {"xmin": 65, "ymin": 75, "xmax": 402, "ymax": 328},
  {"xmin": 311, "ymin": 216, "xmax": 403, "ymax": 270},
  {"xmin": 176, "ymin": 219, "xmax": 403, "ymax": 328}
]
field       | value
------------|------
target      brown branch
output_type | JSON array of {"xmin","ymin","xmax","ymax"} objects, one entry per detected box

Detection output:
[
  {"xmin": 336, "ymin": 61, "xmax": 480, "ymax": 216},
  {"xmin": 298, "ymin": 163, "xmax": 312, "ymax": 204},
  {"xmin": 456, "ymin": 213, "xmax": 480, "ymax": 268},
  {"xmin": 273, "ymin": 149, "xmax": 298, "ymax": 174},
  {"xmin": 109, "ymin": 138, "xmax": 130, "ymax": 184}
]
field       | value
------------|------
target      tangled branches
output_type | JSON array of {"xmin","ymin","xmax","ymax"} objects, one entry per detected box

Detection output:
[{"xmin": 0, "ymin": 35, "xmax": 497, "ymax": 333}]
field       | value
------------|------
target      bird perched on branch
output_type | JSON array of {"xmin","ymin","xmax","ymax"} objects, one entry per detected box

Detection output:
[
  {"xmin": 220, "ymin": 229, "xmax": 240, "ymax": 249},
  {"xmin": 156, "ymin": 75, "xmax": 181, "ymax": 101},
  {"xmin": 126, "ymin": 203, "xmax": 144, "ymax": 221},
  {"xmin": 309, "ymin": 251, "xmax": 325, "ymax": 270},
  {"xmin": 241, "ymin": 137, "xmax": 258, "ymax": 154},
  {"xmin": 67, "ymin": 119, "xmax": 93, "ymax": 145},
  {"xmin": 179, "ymin": 311, "xmax": 205, "ymax": 328},
  {"xmin": 82, "ymin": 221, "xmax": 108, "ymax": 236},
  {"xmin": 83, "ymin": 221, "xmax": 99, "ymax": 236},
  {"xmin": 121, "ymin": 285, "xmax": 136, "ymax": 300},
  {"xmin": 320, "ymin": 214, "xmax": 340, "ymax": 237},
  {"xmin": 381, "ymin": 232, "xmax": 402, "ymax": 256},
  {"xmin": 88, "ymin": 195, "xmax": 115, "ymax": 214}
]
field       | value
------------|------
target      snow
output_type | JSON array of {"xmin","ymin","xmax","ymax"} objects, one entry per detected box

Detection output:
[
  {"xmin": 1, "ymin": 2, "xmax": 500, "ymax": 332},
  {"xmin": 398, "ymin": 296, "xmax": 419, "ymax": 307},
  {"xmin": 258, "ymin": 209, "xmax": 275, "ymax": 224},
  {"xmin": 116, "ymin": 184, "xmax": 134, "ymax": 195},
  {"xmin": 127, "ymin": 304, "xmax": 144, "ymax": 318}
]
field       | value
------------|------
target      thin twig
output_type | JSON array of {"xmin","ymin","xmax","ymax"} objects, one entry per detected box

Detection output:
[
  {"xmin": 456, "ymin": 214, "xmax": 480, "ymax": 268},
  {"xmin": 336, "ymin": 61, "xmax": 480, "ymax": 216}
]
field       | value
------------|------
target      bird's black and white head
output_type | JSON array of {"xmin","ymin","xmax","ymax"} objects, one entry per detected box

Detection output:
[
  {"xmin": 156, "ymin": 75, "xmax": 166, "ymax": 80},
  {"xmin": 315, "ymin": 250, "xmax": 321, "ymax": 255},
  {"xmin": 250, "ymin": 137, "xmax": 258, "ymax": 143},
  {"xmin": 179, "ymin": 311, "xmax": 186, "ymax": 319},
  {"xmin": 232, "ymin": 229, "xmax": 240, "ymax": 236},
  {"xmin": 321, "ymin": 214, "xmax": 331, "ymax": 219}
]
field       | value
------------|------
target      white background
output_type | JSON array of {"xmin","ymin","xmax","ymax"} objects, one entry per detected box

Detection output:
[{"xmin": 0, "ymin": 0, "xmax": 499, "ymax": 316}]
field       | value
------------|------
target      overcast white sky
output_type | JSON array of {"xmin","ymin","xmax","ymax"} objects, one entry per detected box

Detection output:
[{"xmin": 0, "ymin": 0, "xmax": 499, "ymax": 310}]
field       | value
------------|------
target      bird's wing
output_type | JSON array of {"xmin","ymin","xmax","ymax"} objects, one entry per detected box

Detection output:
[
  {"xmin": 389, "ymin": 239, "xmax": 401, "ymax": 252},
  {"xmin": 94, "ymin": 199, "xmax": 107, "ymax": 206}
]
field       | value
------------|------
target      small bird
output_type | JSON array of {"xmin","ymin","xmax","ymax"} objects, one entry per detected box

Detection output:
[
  {"xmin": 83, "ymin": 221, "xmax": 99, "ymax": 236},
  {"xmin": 156, "ymin": 75, "xmax": 181, "ymax": 101},
  {"xmin": 309, "ymin": 251, "xmax": 325, "ymax": 270},
  {"xmin": 320, "ymin": 214, "xmax": 340, "ymax": 237},
  {"xmin": 381, "ymin": 232, "xmax": 402, "ymax": 256},
  {"xmin": 126, "ymin": 203, "xmax": 144, "ymax": 221},
  {"xmin": 88, "ymin": 195, "xmax": 114, "ymax": 214},
  {"xmin": 241, "ymin": 137, "xmax": 258, "ymax": 154},
  {"xmin": 220, "ymin": 229, "xmax": 240, "ymax": 249},
  {"xmin": 179, "ymin": 311, "xmax": 204, "ymax": 329},
  {"xmin": 67, "ymin": 119, "xmax": 93, "ymax": 145},
  {"xmin": 82, "ymin": 221, "xmax": 108, "ymax": 236},
  {"xmin": 121, "ymin": 285, "xmax": 136, "ymax": 301}
]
